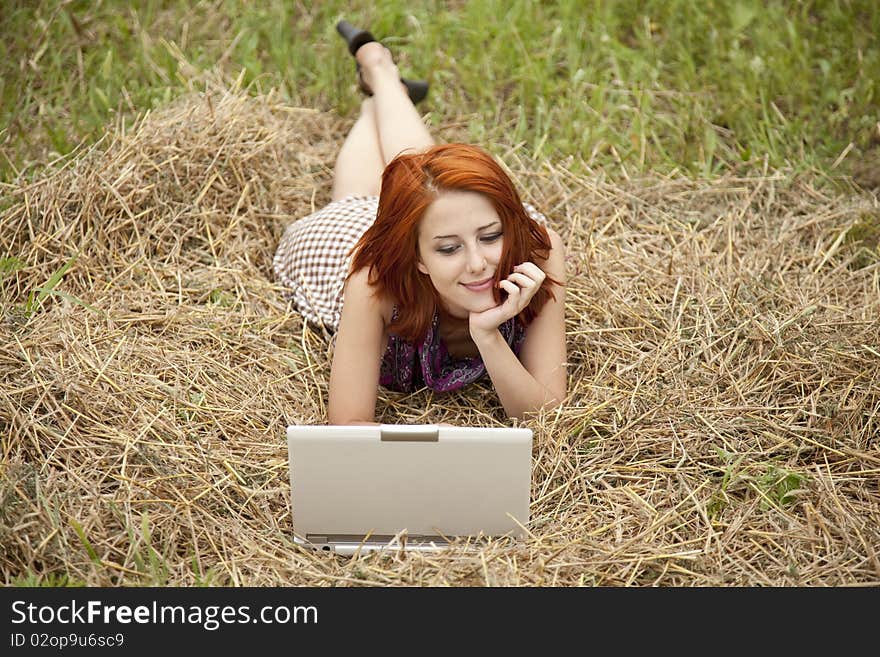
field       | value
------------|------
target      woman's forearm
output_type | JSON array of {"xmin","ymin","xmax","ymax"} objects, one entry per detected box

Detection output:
[{"xmin": 472, "ymin": 329, "xmax": 561, "ymax": 419}]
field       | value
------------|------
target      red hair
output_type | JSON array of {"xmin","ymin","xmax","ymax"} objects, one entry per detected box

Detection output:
[{"xmin": 348, "ymin": 143, "xmax": 560, "ymax": 343}]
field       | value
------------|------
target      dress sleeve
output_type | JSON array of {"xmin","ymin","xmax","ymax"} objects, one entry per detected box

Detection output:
[{"xmin": 521, "ymin": 201, "xmax": 549, "ymax": 226}]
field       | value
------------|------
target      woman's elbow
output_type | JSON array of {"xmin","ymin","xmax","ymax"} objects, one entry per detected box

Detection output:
[
  {"xmin": 327, "ymin": 410, "xmax": 376, "ymax": 426},
  {"xmin": 538, "ymin": 393, "xmax": 565, "ymax": 416},
  {"xmin": 508, "ymin": 391, "xmax": 565, "ymax": 421}
]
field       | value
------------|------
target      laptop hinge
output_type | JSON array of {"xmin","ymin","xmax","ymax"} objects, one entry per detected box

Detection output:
[{"xmin": 380, "ymin": 425, "xmax": 439, "ymax": 442}]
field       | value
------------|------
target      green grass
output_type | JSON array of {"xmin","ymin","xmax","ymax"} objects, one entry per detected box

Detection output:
[
  {"xmin": 11, "ymin": 571, "xmax": 86, "ymax": 587},
  {"xmin": 1, "ymin": 0, "xmax": 878, "ymax": 182}
]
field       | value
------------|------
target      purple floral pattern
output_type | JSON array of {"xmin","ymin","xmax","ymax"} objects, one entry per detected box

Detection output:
[{"xmin": 379, "ymin": 306, "xmax": 525, "ymax": 393}]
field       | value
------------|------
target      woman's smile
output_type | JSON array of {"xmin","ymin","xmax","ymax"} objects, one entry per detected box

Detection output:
[{"xmin": 461, "ymin": 276, "xmax": 494, "ymax": 292}]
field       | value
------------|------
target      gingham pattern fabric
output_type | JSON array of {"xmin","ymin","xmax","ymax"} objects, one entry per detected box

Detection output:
[
  {"xmin": 273, "ymin": 195, "xmax": 379, "ymax": 332},
  {"xmin": 273, "ymin": 195, "xmax": 549, "ymax": 334}
]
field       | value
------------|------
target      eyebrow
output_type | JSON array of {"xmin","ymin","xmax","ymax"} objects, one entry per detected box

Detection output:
[{"xmin": 432, "ymin": 221, "xmax": 501, "ymax": 240}]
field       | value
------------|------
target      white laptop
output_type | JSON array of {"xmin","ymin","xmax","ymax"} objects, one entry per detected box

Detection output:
[{"xmin": 287, "ymin": 424, "xmax": 532, "ymax": 555}]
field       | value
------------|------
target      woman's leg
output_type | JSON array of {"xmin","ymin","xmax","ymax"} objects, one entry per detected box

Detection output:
[
  {"xmin": 331, "ymin": 97, "xmax": 385, "ymax": 200},
  {"xmin": 331, "ymin": 42, "xmax": 435, "ymax": 200},
  {"xmin": 356, "ymin": 42, "xmax": 435, "ymax": 163}
]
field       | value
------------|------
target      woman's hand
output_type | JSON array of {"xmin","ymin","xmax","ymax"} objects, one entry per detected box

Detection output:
[{"xmin": 468, "ymin": 262, "xmax": 546, "ymax": 341}]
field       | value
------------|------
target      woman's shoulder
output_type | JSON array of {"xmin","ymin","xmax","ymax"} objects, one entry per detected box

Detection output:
[
  {"xmin": 345, "ymin": 266, "xmax": 395, "ymax": 325},
  {"xmin": 545, "ymin": 225, "xmax": 564, "ymax": 250},
  {"xmin": 532, "ymin": 224, "xmax": 565, "ymax": 283}
]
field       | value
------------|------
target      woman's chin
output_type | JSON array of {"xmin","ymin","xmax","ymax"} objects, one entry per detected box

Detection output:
[{"xmin": 462, "ymin": 297, "xmax": 498, "ymax": 315}]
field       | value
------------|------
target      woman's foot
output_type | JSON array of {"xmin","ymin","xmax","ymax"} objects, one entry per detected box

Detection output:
[
  {"xmin": 355, "ymin": 42, "xmax": 429, "ymax": 105},
  {"xmin": 337, "ymin": 21, "xmax": 429, "ymax": 104},
  {"xmin": 355, "ymin": 42, "xmax": 402, "ymax": 96}
]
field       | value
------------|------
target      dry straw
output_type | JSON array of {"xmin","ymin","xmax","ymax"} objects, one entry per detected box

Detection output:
[{"xmin": 1, "ymin": 83, "xmax": 878, "ymax": 586}]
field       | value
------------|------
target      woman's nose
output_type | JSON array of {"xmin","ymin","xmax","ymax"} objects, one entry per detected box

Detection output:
[{"xmin": 466, "ymin": 246, "xmax": 488, "ymax": 273}]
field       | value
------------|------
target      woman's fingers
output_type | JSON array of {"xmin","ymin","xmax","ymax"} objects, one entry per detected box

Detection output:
[
  {"xmin": 512, "ymin": 262, "xmax": 546, "ymax": 283},
  {"xmin": 505, "ymin": 272, "xmax": 538, "ymax": 288},
  {"xmin": 498, "ymin": 279, "xmax": 521, "ymax": 296},
  {"xmin": 468, "ymin": 263, "xmax": 547, "ymax": 337},
  {"xmin": 499, "ymin": 277, "xmax": 536, "ymax": 314},
  {"xmin": 503, "ymin": 268, "xmax": 543, "ymax": 307}
]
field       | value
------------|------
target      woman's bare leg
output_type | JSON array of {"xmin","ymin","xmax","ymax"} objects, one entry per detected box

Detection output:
[
  {"xmin": 331, "ymin": 97, "xmax": 385, "ymax": 200},
  {"xmin": 331, "ymin": 42, "xmax": 435, "ymax": 200},
  {"xmin": 356, "ymin": 42, "xmax": 435, "ymax": 163}
]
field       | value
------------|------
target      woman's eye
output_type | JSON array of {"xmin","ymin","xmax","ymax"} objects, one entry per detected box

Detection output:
[{"xmin": 436, "ymin": 233, "xmax": 501, "ymax": 255}]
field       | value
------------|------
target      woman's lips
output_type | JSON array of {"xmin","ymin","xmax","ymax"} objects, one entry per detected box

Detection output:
[{"xmin": 461, "ymin": 277, "xmax": 493, "ymax": 292}]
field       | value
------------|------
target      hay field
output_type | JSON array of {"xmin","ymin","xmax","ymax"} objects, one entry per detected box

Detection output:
[{"xmin": 1, "ymin": 84, "xmax": 879, "ymax": 586}]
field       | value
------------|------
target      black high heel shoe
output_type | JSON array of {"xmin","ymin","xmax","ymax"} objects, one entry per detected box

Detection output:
[{"xmin": 336, "ymin": 19, "xmax": 429, "ymax": 105}]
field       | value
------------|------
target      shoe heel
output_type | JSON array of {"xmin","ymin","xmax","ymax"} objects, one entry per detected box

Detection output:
[{"xmin": 401, "ymin": 79, "xmax": 429, "ymax": 105}]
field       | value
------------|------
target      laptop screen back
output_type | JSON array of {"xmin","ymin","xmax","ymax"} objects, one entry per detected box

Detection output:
[{"xmin": 287, "ymin": 424, "xmax": 532, "ymax": 541}]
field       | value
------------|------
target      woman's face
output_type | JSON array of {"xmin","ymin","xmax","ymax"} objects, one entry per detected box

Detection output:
[{"xmin": 416, "ymin": 189, "xmax": 504, "ymax": 319}]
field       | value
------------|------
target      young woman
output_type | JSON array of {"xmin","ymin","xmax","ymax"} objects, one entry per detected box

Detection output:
[{"xmin": 273, "ymin": 36, "xmax": 567, "ymax": 425}]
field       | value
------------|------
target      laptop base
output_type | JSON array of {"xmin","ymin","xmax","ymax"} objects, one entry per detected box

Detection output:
[{"xmin": 293, "ymin": 533, "xmax": 496, "ymax": 556}]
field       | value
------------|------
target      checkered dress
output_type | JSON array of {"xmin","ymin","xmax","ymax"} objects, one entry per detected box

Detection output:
[
  {"xmin": 273, "ymin": 195, "xmax": 379, "ymax": 332},
  {"xmin": 273, "ymin": 195, "xmax": 549, "ymax": 334}
]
